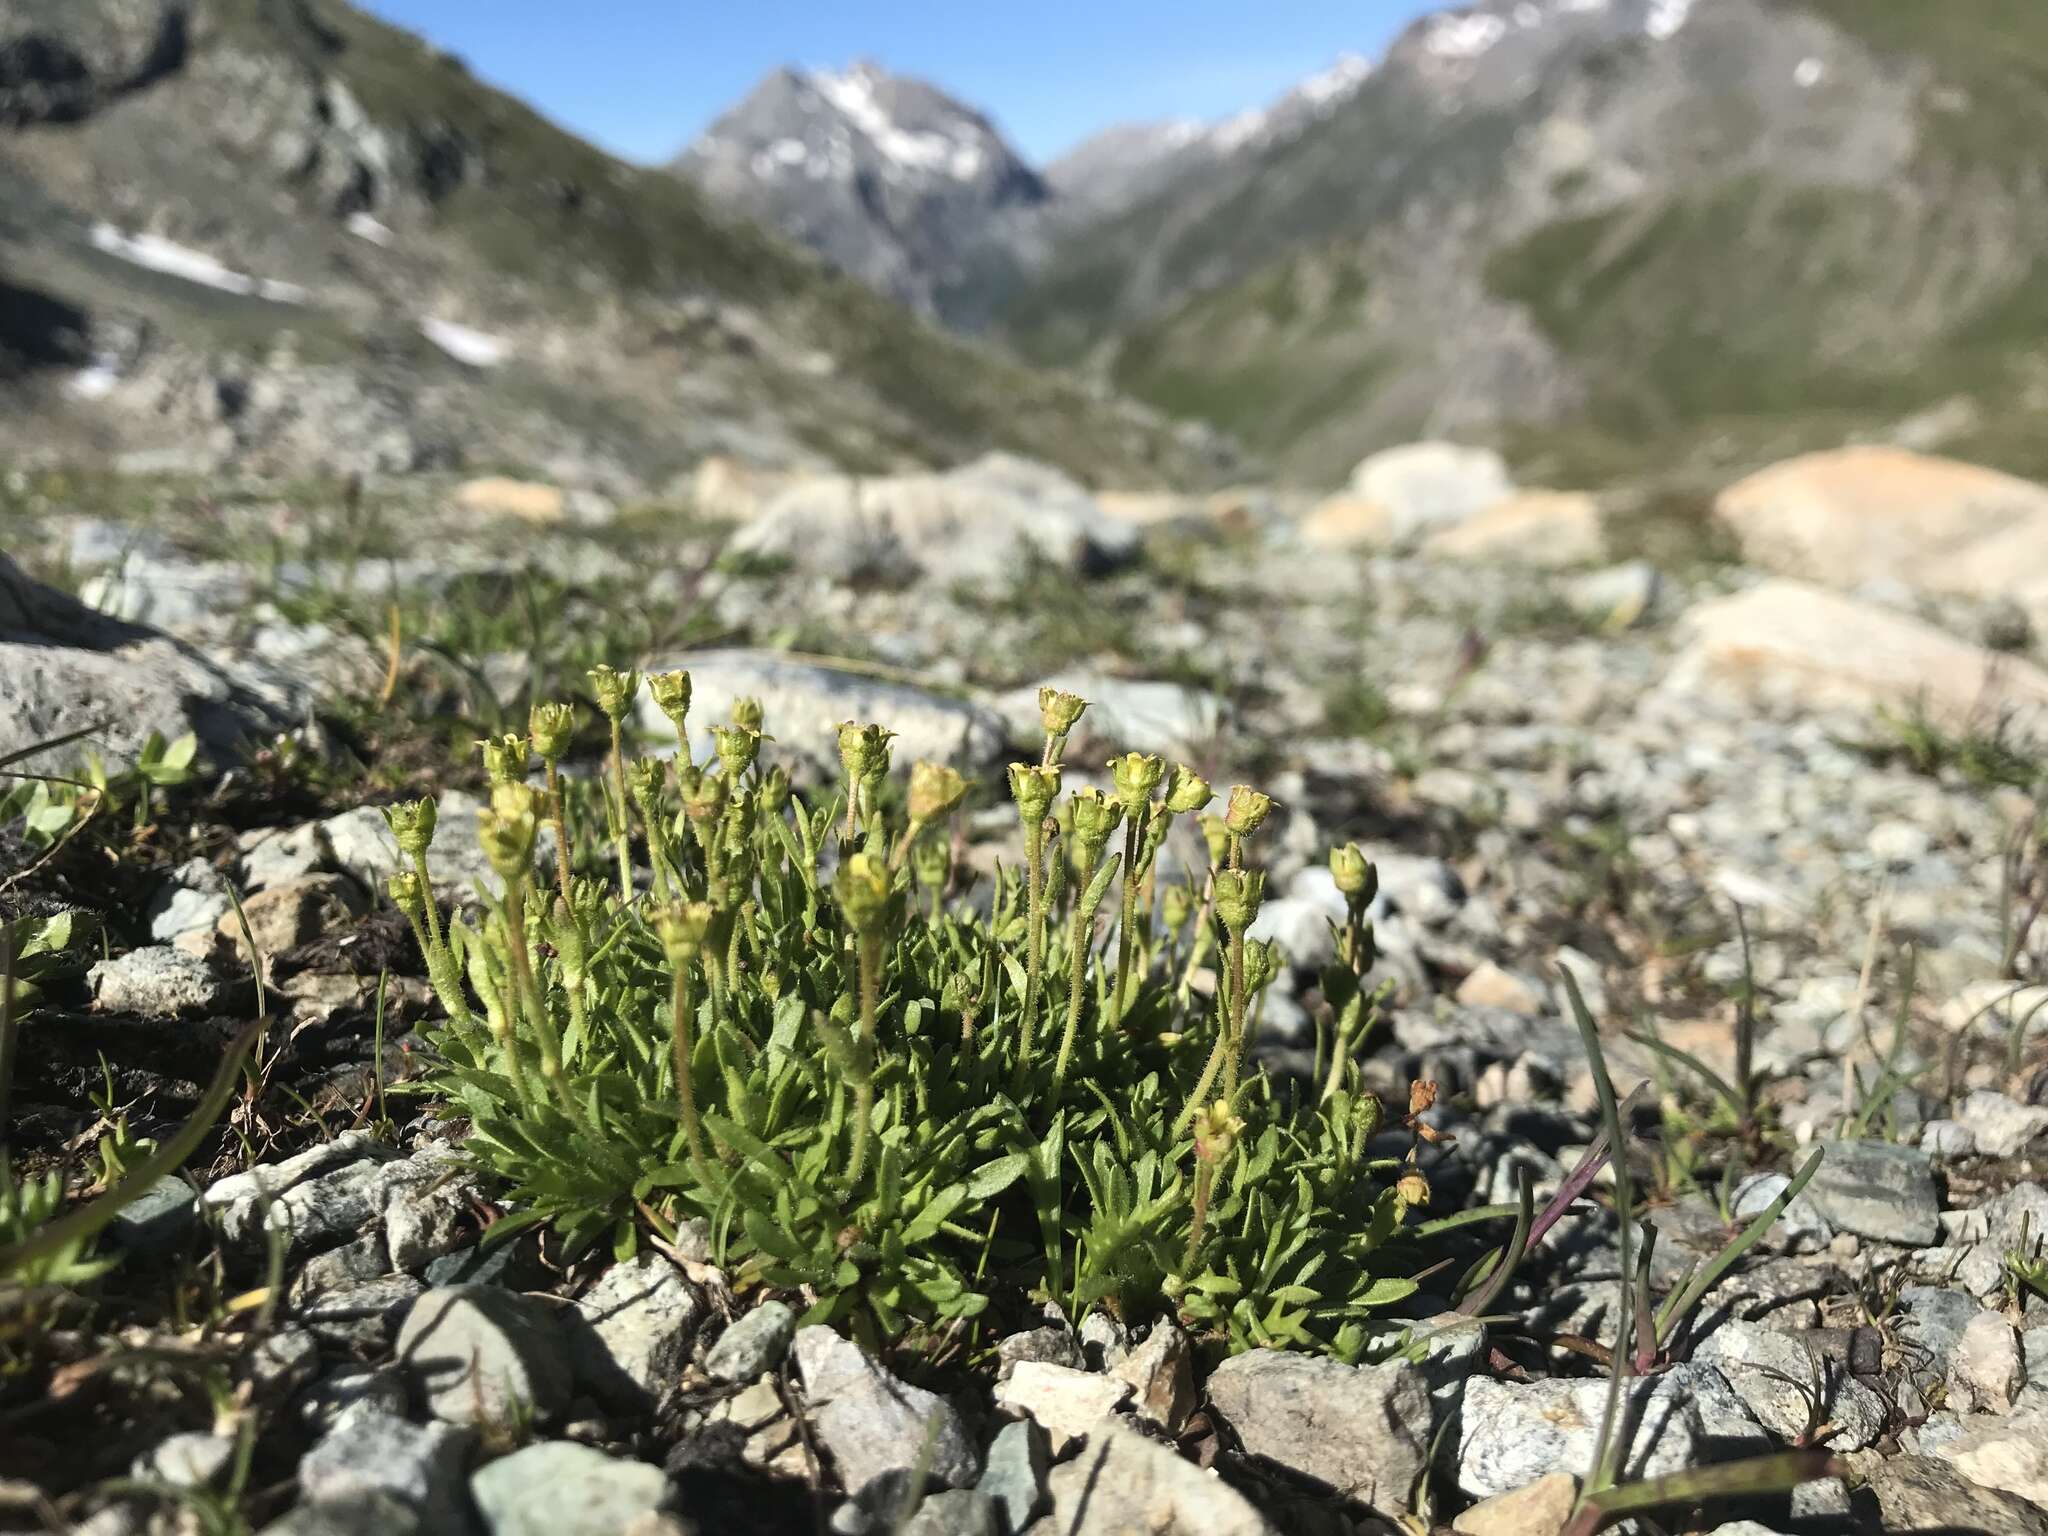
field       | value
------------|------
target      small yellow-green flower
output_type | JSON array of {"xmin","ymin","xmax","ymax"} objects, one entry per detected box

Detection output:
[
  {"xmin": 478, "ymin": 733, "xmax": 530, "ymax": 787},
  {"xmin": 1330, "ymin": 843, "xmax": 1375, "ymax": 900},
  {"xmin": 908, "ymin": 761, "xmax": 968, "ymax": 824},
  {"xmin": 381, "ymin": 796, "xmax": 437, "ymax": 859},
  {"xmin": 655, "ymin": 900, "xmax": 715, "ymax": 965},
  {"xmin": 528, "ymin": 701, "xmax": 575, "ymax": 761},
  {"xmin": 1224, "ymin": 784, "xmax": 1275, "ymax": 839},
  {"xmin": 590, "ymin": 664, "xmax": 643, "ymax": 723},
  {"xmin": 1212, "ymin": 867, "xmax": 1266, "ymax": 933},
  {"xmin": 1008, "ymin": 762, "xmax": 1062, "ymax": 827},
  {"xmin": 477, "ymin": 782, "xmax": 539, "ymax": 879},
  {"xmin": 834, "ymin": 851, "xmax": 893, "ymax": 934},
  {"xmin": 1038, "ymin": 687, "xmax": 1089, "ymax": 741}
]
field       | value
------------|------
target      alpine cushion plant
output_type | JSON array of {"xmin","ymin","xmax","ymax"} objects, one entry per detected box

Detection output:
[{"xmin": 400, "ymin": 673, "xmax": 1420, "ymax": 1359}]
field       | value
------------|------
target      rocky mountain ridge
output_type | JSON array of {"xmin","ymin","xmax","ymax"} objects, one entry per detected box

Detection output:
[
  {"xmin": 0, "ymin": 0, "xmax": 1226, "ymax": 492},
  {"xmin": 673, "ymin": 1, "xmax": 2048, "ymax": 491}
]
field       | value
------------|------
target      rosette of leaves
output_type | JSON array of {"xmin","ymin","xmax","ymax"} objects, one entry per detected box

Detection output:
[{"xmin": 411, "ymin": 679, "xmax": 1417, "ymax": 1358}]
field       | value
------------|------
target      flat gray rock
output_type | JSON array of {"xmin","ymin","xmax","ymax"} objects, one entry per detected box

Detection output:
[
  {"xmin": 1205, "ymin": 1350, "xmax": 1430, "ymax": 1511},
  {"xmin": 298, "ymin": 1409, "xmax": 474, "ymax": 1535},
  {"xmin": 0, "ymin": 551, "xmax": 292, "ymax": 772},
  {"xmin": 396, "ymin": 1285, "xmax": 574, "ymax": 1429},
  {"xmin": 564, "ymin": 1253, "xmax": 703, "ymax": 1411},
  {"xmin": 469, "ymin": 1441, "xmax": 668, "ymax": 1536},
  {"xmin": 1803, "ymin": 1140, "xmax": 1939, "ymax": 1245},
  {"xmin": 1039, "ymin": 1422, "xmax": 1277, "ymax": 1536},
  {"xmin": 705, "ymin": 1299, "xmax": 796, "ymax": 1384},
  {"xmin": 793, "ymin": 1325, "xmax": 978, "ymax": 1492},
  {"xmin": 1457, "ymin": 1366, "xmax": 1762, "ymax": 1501},
  {"xmin": 88, "ymin": 945, "xmax": 240, "ymax": 1017}
]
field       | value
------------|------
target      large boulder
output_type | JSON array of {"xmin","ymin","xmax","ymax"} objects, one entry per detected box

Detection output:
[
  {"xmin": 1346, "ymin": 442, "xmax": 1514, "ymax": 544},
  {"xmin": 687, "ymin": 454, "xmax": 809, "ymax": 523},
  {"xmin": 722, "ymin": 452, "xmax": 1139, "ymax": 587},
  {"xmin": 1714, "ymin": 447, "xmax": 2048, "ymax": 616},
  {"xmin": 1422, "ymin": 491, "xmax": 1605, "ymax": 567},
  {"xmin": 0, "ymin": 551, "xmax": 293, "ymax": 772},
  {"xmin": 451, "ymin": 477, "xmax": 566, "ymax": 524},
  {"xmin": 1664, "ymin": 578, "xmax": 2048, "ymax": 729}
]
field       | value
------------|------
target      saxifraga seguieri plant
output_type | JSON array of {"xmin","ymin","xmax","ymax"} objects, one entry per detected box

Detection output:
[{"xmin": 397, "ymin": 673, "xmax": 1423, "ymax": 1358}]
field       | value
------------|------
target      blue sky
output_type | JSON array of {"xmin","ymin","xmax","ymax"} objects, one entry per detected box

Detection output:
[{"xmin": 357, "ymin": 2, "xmax": 1436, "ymax": 165}]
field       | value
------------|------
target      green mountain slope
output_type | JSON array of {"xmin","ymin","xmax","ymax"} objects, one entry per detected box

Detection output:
[
  {"xmin": 0, "ymin": 0, "xmax": 1222, "ymax": 489},
  {"xmin": 999, "ymin": 0, "xmax": 2048, "ymax": 487}
]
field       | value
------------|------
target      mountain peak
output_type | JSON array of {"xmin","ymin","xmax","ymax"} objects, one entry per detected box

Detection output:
[{"xmin": 675, "ymin": 58, "xmax": 1045, "ymax": 317}]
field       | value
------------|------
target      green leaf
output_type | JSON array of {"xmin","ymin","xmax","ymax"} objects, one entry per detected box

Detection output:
[
  {"xmin": 903, "ymin": 1182, "xmax": 966, "ymax": 1244},
  {"xmin": 966, "ymin": 1152, "xmax": 1029, "ymax": 1202}
]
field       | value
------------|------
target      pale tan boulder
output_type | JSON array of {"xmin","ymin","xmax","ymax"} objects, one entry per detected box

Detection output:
[
  {"xmin": 1666, "ymin": 578, "xmax": 2048, "ymax": 728},
  {"xmin": 451, "ymin": 476, "xmax": 565, "ymax": 523},
  {"xmin": 688, "ymin": 455, "xmax": 805, "ymax": 523},
  {"xmin": 1095, "ymin": 489, "xmax": 1194, "ymax": 526},
  {"xmin": 1714, "ymin": 447, "xmax": 2048, "ymax": 609},
  {"xmin": 1423, "ymin": 490, "xmax": 1604, "ymax": 566},
  {"xmin": 1300, "ymin": 495, "xmax": 1394, "ymax": 550},
  {"xmin": 1349, "ymin": 441, "xmax": 1514, "ymax": 542}
]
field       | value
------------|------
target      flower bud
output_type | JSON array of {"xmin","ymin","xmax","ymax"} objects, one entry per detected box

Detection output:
[
  {"xmin": 1163, "ymin": 765, "xmax": 1213, "ymax": 815},
  {"xmin": 382, "ymin": 796, "xmax": 437, "ymax": 860},
  {"xmin": 712, "ymin": 724, "xmax": 760, "ymax": 779},
  {"xmin": 1242, "ymin": 937, "xmax": 1278, "ymax": 994},
  {"xmin": 1395, "ymin": 1170, "xmax": 1432, "ymax": 1210},
  {"xmin": 477, "ymin": 782, "xmax": 539, "ymax": 880},
  {"xmin": 1212, "ymin": 867, "xmax": 1266, "ymax": 934},
  {"xmin": 1224, "ymin": 784, "xmax": 1275, "ymax": 839},
  {"xmin": 1008, "ymin": 762, "xmax": 1061, "ymax": 827},
  {"xmin": 528, "ymin": 700, "xmax": 575, "ymax": 762},
  {"xmin": 837, "ymin": 721, "xmax": 894, "ymax": 786},
  {"xmin": 627, "ymin": 756, "xmax": 669, "ymax": 813},
  {"xmin": 1068, "ymin": 787, "xmax": 1124, "ymax": 870},
  {"xmin": 386, "ymin": 869, "xmax": 427, "ymax": 919},
  {"xmin": 730, "ymin": 695, "xmax": 764, "ymax": 733},
  {"xmin": 1160, "ymin": 882, "xmax": 1194, "ymax": 935},
  {"xmin": 1193, "ymin": 1099, "xmax": 1245, "ymax": 1162},
  {"xmin": 758, "ymin": 764, "xmax": 792, "ymax": 812},
  {"xmin": 681, "ymin": 764, "xmax": 728, "ymax": 824},
  {"xmin": 833, "ymin": 851, "xmax": 893, "ymax": 934},
  {"xmin": 589, "ymin": 664, "xmax": 642, "ymax": 724},
  {"xmin": 478, "ymin": 733, "xmax": 530, "ymax": 787},
  {"xmin": 1109, "ymin": 751, "xmax": 1166, "ymax": 814},
  {"xmin": 907, "ymin": 761, "xmax": 968, "ymax": 825},
  {"xmin": 655, "ymin": 900, "xmax": 715, "ymax": 965},
  {"xmin": 1198, "ymin": 814, "xmax": 1230, "ymax": 868},
  {"xmin": 1038, "ymin": 687, "xmax": 1088, "ymax": 741},
  {"xmin": 1330, "ymin": 843, "xmax": 1377, "ymax": 902}
]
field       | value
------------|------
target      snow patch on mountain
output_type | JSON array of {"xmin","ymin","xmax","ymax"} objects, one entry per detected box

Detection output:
[
  {"xmin": 89, "ymin": 223, "xmax": 308, "ymax": 304},
  {"xmin": 812, "ymin": 65, "xmax": 987, "ymax": 182},
  {"xmin": 1646, "ymin": 0, "xmax": 1694, "ymax": 41}
]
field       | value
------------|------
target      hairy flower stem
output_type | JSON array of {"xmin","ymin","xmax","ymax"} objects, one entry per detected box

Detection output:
[
  {"xmin": 399, "ymin": 905, "xmax": 467, "ymax": 1031},
  {"xmin": 1017, "ymin": 821, "xmax": 1049, "ymax": 1081},
  {"xmin": 1179, "ymin": 992, "xmax": 1232, "ymax": 1133},
  {"xmin": 1219, "ymin": 928, "xmax": 1250, "ymax": 1106},
  {"xmin": 1052, "ymin": 879, "xmax": 1110, "ymax": 1091},
  {"xmin": 849, "ymin": 930, "xmax": 882, "ymax": 1185},
  {"xmin": 544, "ymin": 761, "xmax": 575, "ymax": 895},
  {"xmin": 670, "ymin": 966, "xmax": 709, "ymax": 1179},
  {"xmin": 501, "ymin": 882, "xmax": 583, "ymax": 1127},
  {"xmin": 1110, "ymin": 818, "xmax": 1141, "ymax": 1028},
  {"xmin": 1184, "ymin": 1159, "xmax": 1215, "ymax": 1272},
  {"xmin": 409, "ymin": 851, "xmax": 446, "ymax": 952},
  {"xmin": 607, "ymin": 719, "xmax": 634, "ymax": 902}
]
